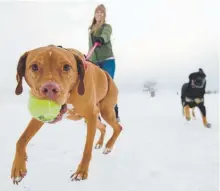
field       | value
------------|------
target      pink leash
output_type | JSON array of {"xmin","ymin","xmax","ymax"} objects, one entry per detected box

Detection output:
[
  {"xmin": 83, "ymin": 42, "xmax": 100, "ymax": 70},
  {"xmin": 85, "ymin": 42, "xmax": 100, "ymax": 60}
]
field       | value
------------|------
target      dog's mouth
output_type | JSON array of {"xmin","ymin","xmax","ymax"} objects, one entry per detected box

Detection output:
[
  {"xmin": 191, "ymin": 78, "xmax": 205, "ymax": 88},
  {"xmin": 47, "ymin": 104, "xmax": 67, "ymax": 124}
]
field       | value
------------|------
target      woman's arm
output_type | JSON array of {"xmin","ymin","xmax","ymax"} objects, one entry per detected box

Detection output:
[
  {"xmin": 93, "ymin": 24, "xmax": 112, "ymax": 45},
  {"xmin": 100, "ymin": 24, "xmax": 112, "ymax": 43}
]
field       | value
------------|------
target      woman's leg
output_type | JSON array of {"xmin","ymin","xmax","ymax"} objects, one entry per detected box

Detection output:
[
  {"xmin": 114, "ymin": 104, "xmax": 119, "ymax": 121},
  {"xmin": 98, "ymin": 59, "xmax": 115, "ymax": 79}
]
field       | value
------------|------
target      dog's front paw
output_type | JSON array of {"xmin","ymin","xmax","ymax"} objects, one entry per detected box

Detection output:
[
  {"xmin": 70, "ymin": 165, "xmax": 88, "ymax": 181},
  {"xmin": 11, "ymin": 155, "xmax": 27, "ymax": 185}
]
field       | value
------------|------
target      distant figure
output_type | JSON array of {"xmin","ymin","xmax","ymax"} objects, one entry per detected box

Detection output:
[
  {"xmin": 150, "ymin": 90, "xmax": 155, "ymax": 97},
  {"xmin": 181, "ymin": 68, "xmax": 211, "ymax": 128}
]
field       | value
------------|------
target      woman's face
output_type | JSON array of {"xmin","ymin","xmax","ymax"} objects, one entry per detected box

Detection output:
[{"xmin": 95, "ymin": 10, "xmax": 104, "ymax": 23}]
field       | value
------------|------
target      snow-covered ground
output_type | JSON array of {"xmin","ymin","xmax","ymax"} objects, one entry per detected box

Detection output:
[{"xmin": 0, "ymin": 91, "xmax": 218, "ymax": 191}]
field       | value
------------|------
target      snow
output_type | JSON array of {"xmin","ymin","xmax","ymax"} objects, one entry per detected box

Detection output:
[
  {"xmin": 0, "ymin": 0, "xmax": 218, "ymax": 190},
  {"xmin": 1, "ymin": 91, "xmax": 218, "ymax": 191}
]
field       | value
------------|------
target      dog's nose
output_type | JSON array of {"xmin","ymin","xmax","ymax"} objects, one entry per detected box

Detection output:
[{"xmin": 40, "ymin": 82, "xmax": 60, "ymax": 99}]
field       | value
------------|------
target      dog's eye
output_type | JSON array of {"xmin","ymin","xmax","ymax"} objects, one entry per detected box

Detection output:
[
  {"xmin": 63, "ymin": 64, "xmax": 71, "ymax": 72},
  {"xmin": 31, "ymin": 64, "xmax": 39, "ymax": 72}
]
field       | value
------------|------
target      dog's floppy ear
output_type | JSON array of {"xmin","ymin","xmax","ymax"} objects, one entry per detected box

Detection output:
[
  {"xmin": 74, "ymin": 55, "xmax": 85, "ymax": 96},
  {"xmin": 15, "ymin": 52, "xmax": 28, "ymax": 95}
]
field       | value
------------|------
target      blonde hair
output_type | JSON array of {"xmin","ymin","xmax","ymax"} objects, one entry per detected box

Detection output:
[{"xmin": 89, "ymin": 4, "xmax": 106, "ymax": 34}]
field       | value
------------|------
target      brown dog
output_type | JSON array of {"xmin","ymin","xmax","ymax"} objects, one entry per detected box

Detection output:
[{"xmin": 11, "ymin": 45, "xmax": 122, "ymax": 184}]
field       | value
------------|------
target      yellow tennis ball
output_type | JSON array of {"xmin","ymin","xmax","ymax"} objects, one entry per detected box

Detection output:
[{"xmin": 28, "ymin": 95, "xmax": 61, "ymax": 123}]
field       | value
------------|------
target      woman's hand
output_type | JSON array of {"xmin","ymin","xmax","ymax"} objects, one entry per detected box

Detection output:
[{"xmin": 94, "ymin": 37, "xmax": 104, "ymax": 46}]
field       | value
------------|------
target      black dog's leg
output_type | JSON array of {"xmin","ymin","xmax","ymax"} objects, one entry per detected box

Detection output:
[
  {"xmin": 197, "ymin": 103, "xmax": 211, "ymax": 128},
  {"xmin": 197, "ymin": 103, "xmax": 206, "ymax": 117}
]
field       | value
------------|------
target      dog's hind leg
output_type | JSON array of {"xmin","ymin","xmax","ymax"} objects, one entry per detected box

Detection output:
[
  {"xmin": 99, "ymin": 102, "xmax": 122, "ymax": 154},
  {"xmin": 95, "ymin": 119, "xmax": 106, "ymax": 149},
  {"xmin": 92, "ymin": 103, "xmax": 106, "ymax": 149},
  {"xmin": 99, "ymin": 71, "xmax": 122, "ymax": 154}
]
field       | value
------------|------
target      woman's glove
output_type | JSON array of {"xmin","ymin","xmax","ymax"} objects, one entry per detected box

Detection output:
[{"xmin": 93, "ymin": 37, "xmax": 104, "ymax": 46}]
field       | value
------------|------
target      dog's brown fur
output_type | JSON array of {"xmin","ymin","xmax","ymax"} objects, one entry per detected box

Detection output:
[
  {"xmin": 11, "ymin": 45, "xmax": 122, "ymax": 184},
  {"xmin": 184, "ymin": 106, "xmax": 196, "ymax": 120}
]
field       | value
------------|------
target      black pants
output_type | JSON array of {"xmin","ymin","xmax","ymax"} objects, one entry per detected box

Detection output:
[{"xmin": 114, "ymin": 104, "xmax": 119, "ymax": 118}]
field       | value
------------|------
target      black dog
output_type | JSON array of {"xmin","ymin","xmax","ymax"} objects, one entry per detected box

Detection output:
[{"xmin": 181, "ymin": 69, "xmax": 211, "ymax": 128}]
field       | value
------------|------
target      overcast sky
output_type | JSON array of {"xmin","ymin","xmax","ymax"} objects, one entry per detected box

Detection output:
[{"xmin": 0, "ymin": 0, "xmax": 218, "ymax": 93}]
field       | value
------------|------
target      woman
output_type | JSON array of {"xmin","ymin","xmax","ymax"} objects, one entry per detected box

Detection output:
[{"xmin": 88, "ymin": 4, "xmax": 120, "ymax": 122}]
